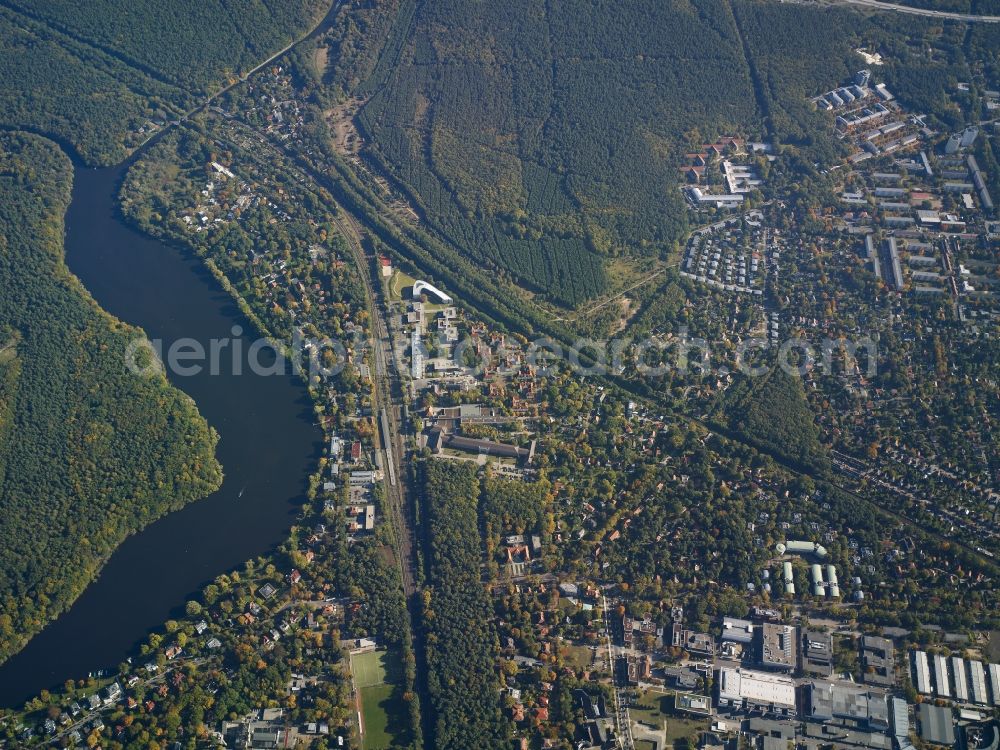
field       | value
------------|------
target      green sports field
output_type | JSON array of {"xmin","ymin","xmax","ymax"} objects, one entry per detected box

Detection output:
[
  {"xmin": 351, "ymin": 649, "xmax": 391, "ymax": 689},
  {"xmin": 351, "ymin": 649, "xmax": 410, "ymax": 749},
  {"xmin": 361, "ymin": 683, "xmax": 401, "ymax": 750}
]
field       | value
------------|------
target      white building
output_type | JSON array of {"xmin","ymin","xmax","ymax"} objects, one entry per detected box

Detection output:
[
  {"xmin": 969, "ymin": 661, "xmax": 988, "ymax": 705},
  {"xmin": 913, "ymin": 651, "xmax": 931, "ymax": 695},
  {"xmin": 718, "ymin": 668, "xmax": 796, "ymax": 716},
  {"xmin": 987, "ymin": 663, "xmax": 1000, "ymax": 706},
  {"xmin": 412, "ymin": 279, "xmax": 453, "ymax": 304},
  {"xmin": 952, "ymin": 656, "xmax": 969, "ymax": 702},
  {"xmin": 210, "ymin": 161, "xmax": 235, "ymax": 179},
  {"xmin": 411, "ymin": 329, "xmax": 424, "ymax": 380},
  {"xmin": 933, "ymin": 654, "xmax": 951, "ymax": 698},
  {"xmin": 721, "ymin": 617, "xmax": 755, "ymax": 644}
]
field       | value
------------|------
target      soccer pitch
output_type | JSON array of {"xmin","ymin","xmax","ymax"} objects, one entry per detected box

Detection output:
[
  {"xmin": 351, "ymin": 649, "xmax": 390, "ymax": 689},
  {"xmin": 351, "ymin": 649, "xmax": 409, "ymax": 749}
]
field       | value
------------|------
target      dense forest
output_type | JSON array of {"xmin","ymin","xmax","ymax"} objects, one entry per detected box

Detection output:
[
  {"xmin": 418, "ymin": 461, "xmax": 509, "ymax": 750},
  {"xmin": 968, "ymin": 23, "xmax": 1000, "ymax": 102},
  {"xmin": 713, "ymin": 367, "xmax": 830, "ymax": 475},
  {"xmin": 356, "ymin": 0, "xmax": 764, "ymax": 306},
  {"xmin": 729, "ymin": 1, "xmax": 858, "ymax": 164},
  {"xmin": 321, "ymin": 0, "xmax": 413, "ymax": 99},
  {"xmin": 0, "ymin": 0, "xmax": 327, "ymax": 165},
  {"xmin": 480, "ymin": 476, "xmax": 552, "ymax": 574},
  {"xmin": 0, "ymin": 133, "xmax": 222, "ymax": 666},
  {"xmin": 7, "ymin": 0, "xmax": 329, "ymax": 91},
  {"xmin": 0, "ymin": 5, "xmax": 192, "ymax": 165}
]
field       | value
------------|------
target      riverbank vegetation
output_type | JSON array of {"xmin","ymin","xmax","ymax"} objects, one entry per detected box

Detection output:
[{"xmin": 0, "ymin": 132, "xmax": 222, "ymax": 667}]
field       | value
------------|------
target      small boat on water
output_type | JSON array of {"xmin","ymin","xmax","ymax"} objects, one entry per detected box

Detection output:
[{"xmin": 237, "ymin": 487, "xmax": 245, "ymax": 499}]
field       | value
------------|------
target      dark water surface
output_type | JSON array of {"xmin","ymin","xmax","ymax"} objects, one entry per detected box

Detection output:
[{"xmin": 0, "ymin": 162, "xmax": 321, "ymax": 706}]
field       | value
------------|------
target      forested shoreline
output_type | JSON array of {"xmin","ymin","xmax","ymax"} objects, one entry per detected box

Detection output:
[{"xmin": 0, "ymin": 132, "xmax": 222, "ymax": 666}]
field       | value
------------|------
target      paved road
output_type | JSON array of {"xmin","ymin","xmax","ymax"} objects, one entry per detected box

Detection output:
[
  {"xmin": 827, "ymin": 0, "xmax": 1000, "ymax": 22},
  {"xmin": 603, "ymin": 594, "xmax": 634, "ymax": 750}
]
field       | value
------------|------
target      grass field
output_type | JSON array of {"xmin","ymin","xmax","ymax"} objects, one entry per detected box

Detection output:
[
  {"xmin": 360, "ymin": 683, "xmax": 404, "ymax": 750},
  {"xmin": 664, "ymin": 712, "xmax": 708, "ymax": 745},
  {"xmin": 629, "ymin": 689, "xmax": 708, "ymax": 747},
  {"xmin": 563, "ymin": 644, "xmax": 596, "ymax": 670},
  {"xmin": 351, "ymin": 648, "xmax": 393, "ymax": 688},
  {"xmin": 351, "ymin": 649, "xmax": 409, "ymax": 749},
  {"xmin": 387, "ymin": 269, "xmax": 417, "ymax": 302},
  {"xmin": 630, "ymin": 688, "xmax": 669, "ymax": 728}
]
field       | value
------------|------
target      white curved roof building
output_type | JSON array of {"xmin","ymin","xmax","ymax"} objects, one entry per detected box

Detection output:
[{"xmin": 412, "ymin": 280, "xmax": 453, "ymax": 304}]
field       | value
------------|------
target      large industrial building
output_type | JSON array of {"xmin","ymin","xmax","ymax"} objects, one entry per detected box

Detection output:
[
  {"xmin": 806, "ymin": 683, "xmax": 889, "ymax": 731},
  {"xmin": 860, "ymin": 635, "xmax": 895, "ymax": 687},
  {"xmin": 933, "ymin": 654, "xmax": 951, "ymax": 698},
  {"xmin": 970, "ymin": 660, "xmax": 989, "ymax": 705},
  {"xmin": 918, "ymin": 704, "xmax": 956, "ymax": 747},
  {"xmin": 913, "ymin": 651, "xmax": 931, "ymax": 695},
  {"xmin": 802, "ymin": 630, "xmax": 834, "ymax": 677},
  {"xmin": 953, "ymin": 657, "xmax": 970, "ymax": 703},
  {"xmin": 722, "ymin": 617, "xmax": 755, "ymax": 644},
  {"xmin": 759, "ymin": 623, "xmax": 798, "ymax": 672},
  {"xmin": 913, "ymin": 651, "xmax": 1000, "ymax": 706},
  {"xmin": 718, "ymin": 668, "xmax": 797, "ymax": 716}
]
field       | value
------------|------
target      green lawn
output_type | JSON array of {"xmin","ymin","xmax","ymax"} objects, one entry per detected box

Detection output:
[
  {"xmin": 351, "ymin": 648, "xmax": 400, "ymax": 688},
  {"xmin": 351, "ymin": 649, "xmax": 410, "ymax": 749},
  {"xmin": 631, "ymin": 692, "xmax": 708, "ymax": 746},
  {"xmin": 387, "ymin": 269, "xmax": 417, "ymax": 302},
  {"xmin": 664, "ymin": 713, "xmax": 708, "ymax": 745},
  {"xmin": 360, "ymin": 682, "xmax": 408, "ymax": 750},
  {"xmin": 563, "ymin": 644, "xmax": 596, "ymax": 670},
  {"xmin": 630, "ymin": 688, "xmax": 669, "ymax": 728}
]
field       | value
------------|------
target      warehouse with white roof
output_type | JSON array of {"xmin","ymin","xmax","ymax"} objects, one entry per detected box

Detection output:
[
  {"xmin": 952, "ymin": 657, "xmax": 969, "ymax": 703},
  {"xmin": 914, "ymin": 651, "xmax": 931, "ymax": 695},
  {"xmin": 933, "ymin": 654, "xmax": 951, "ymax": 698},
  {"xmin": 718, "ymin": 668, "xmax": 797, "ymax": 716},
  {"xmin": 969, "ymin": 660, "xmax": 988, "ymax": 705},
  {"xmin": 988, "ymin": 663, "xmax": 1000, "ymax": 706}
]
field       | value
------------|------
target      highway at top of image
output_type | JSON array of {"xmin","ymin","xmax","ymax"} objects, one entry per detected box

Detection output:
[{"xmin": 823, "ymin": 0, "xmax": 1000, "ymax": 22}]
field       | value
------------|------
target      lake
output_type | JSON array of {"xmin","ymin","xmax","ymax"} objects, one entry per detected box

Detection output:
[{"xmin": 0, "ymin": 160, "xmax": 321, "ymax": 706}]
